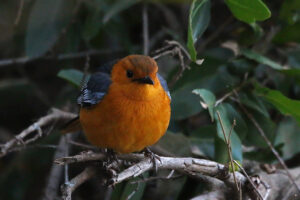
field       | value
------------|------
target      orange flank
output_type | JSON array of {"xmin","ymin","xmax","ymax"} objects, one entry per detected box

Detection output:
[{"xmin": 78, "ymin": 55, "xmax": 171, "ymax": 153}]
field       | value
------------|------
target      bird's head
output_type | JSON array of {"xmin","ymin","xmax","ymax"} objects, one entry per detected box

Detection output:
[
  {"xmin": 111, "ymin": 55, "xmax": 161, "ymax": 100},
  {"xmin": 111, "ymin": 55, "xmax": 158, "ymax": 85}
]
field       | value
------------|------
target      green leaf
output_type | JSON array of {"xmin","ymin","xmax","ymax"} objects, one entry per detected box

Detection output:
[
  {"xmin": 279, "ymin": 0, "xmax": 300, "ymax": 25},
  {"xmin": 190, "ymin": 125, "xmax": 215, "ymax": 158},
  {"xmin": 192, "ymin": 89, "xmax": 216, "ymax": 121},
  {"xmin": 273, "ymin": 22, "xmax": 300, "ymax": 44},
  {"xmin": 120, "ymin": 174, "xmax": 148, "ymax": 200},
  {"xmin": 82, "ymin": 1, "xmax": 104, "ymax": 41},
  {"xmin": 187, "ymin": 0, "xmax": 211, "ymax": 61},
  {"xmin": 103, "ymin": 0, "xmax": 140, "ymax": 24},
  {"xmin": 223, "ymin": 104, "xmax": 248, "ymax": 140},
  {"xmin": 225, "ymin": 0, "xmax": 271, "ymax": 24},
  {"xmin": 255, "ymin": 85, "xmax": 300, "ymax": 124},
  {"xmin": 57, "ymin": 69, "xmax": 90, "ymax": 88},
  {"xmin": 26, "ymin": 0, "xmax": 75, "ymax": 58},
  {"xmin": 243, "ymin": 108, "xmax": 276, "ymax": 148},
  {"xmin": 241, "ymin": 49, "xmax": 283, "ymax": 70},
  {"xmin": 154, "ymin": 132, "xmax": 191, "ymax": 157},
  {"xmin": 171, "ymin": 84, "xmax": 203, "ymax": 120},
  {"xmin": 215, "ymin": 104, "xmax": 243, "ymax": 162},
  {"xmin": 275, "ymin": 118, "xmax": 300, "ymax": 160},
  {"xmin": 239, "ymin": 92, "xmax": 270, "ymax": 118},
  {"xmin": 228, "ymin": 160, "xmax": 241, "ymax": 172}
]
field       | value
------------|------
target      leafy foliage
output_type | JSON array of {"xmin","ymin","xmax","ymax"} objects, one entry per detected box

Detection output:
[
  {"xmin": 225, "ymin": 0, "xmax": 271, "ymax": 24},
  {"xmin": 1, "ymin": 0, "xmax": 300, "ymax": 199}
]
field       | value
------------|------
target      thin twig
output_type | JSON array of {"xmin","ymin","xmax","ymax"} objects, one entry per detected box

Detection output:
[
  {"xmin": 54, "ymin": 151, "xmax": 106, "ymax": 165},
  {"xmin": 233, "ymin": 160, "xmax": 264, "ymax": 200},
  {"xmin": 216, "ymin": 111, "xmax": 240, "ymax": 198},
  {"xmin": 143, "ymin": 3, "xmax": 149, "ymax": 56},
  {"xmin": 80, "ymin": 55, "xmax": 90, "ymax": 90},
  {"xmin": 61, "ymin": 167, "xmax": 97, "ymax": 200},
  {"xmin": 41, "ymin": 137, "xmax": 67, "ymax": 200},
  {"xmin": 68, "ymin": 140, "xmax": 96, "ymax": 150},
  {"xmin": 0, "ymin": 49, "xmax": 122, "ymax": 68},
  {"xmin": 0, "ymin": 108, "xmax": 76, "ymax": 158},
  {"xmin": 64, "ymin": 135, "xmax": 70, "ymax": 184},
  {"xmin": 14, "ymin": 0, "xmax": 24, "ymax": 26},
  {"xmin": 234, "ymin": 94, "xmax": 300, "ymax": 193}
]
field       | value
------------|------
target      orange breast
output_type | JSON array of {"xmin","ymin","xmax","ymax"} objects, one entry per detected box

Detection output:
[{"xmin": 79, "ymin": 83, "xmax": 171, "ymax": 153}]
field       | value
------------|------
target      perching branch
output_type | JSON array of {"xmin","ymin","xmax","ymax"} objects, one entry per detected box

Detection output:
[
  {"xmin": 55, "ymin": 151, "xmax": 268, "ymax": 198},
  {"xmin": 0, "ymin": 108, "xmax": 76, "ymax": 158}
]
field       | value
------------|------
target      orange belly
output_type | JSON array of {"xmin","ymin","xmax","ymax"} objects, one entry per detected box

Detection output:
[{"xmin": 79, "ymin": 88, "xmax": 171, "ymax": 153}]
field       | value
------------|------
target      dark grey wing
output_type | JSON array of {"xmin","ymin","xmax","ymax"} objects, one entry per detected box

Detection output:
[
  {"xmin": 157, "ymin": 73, "xmax": 171, "ymax": 100},
  {"xmin": 77, "ymin": 72, "xmax": 111, "ymax": 107}
]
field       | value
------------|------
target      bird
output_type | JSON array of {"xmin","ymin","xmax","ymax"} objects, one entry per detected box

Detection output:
[{"xmin": 63, "ymin": 55, "xmax": 171, "ymax": 154}]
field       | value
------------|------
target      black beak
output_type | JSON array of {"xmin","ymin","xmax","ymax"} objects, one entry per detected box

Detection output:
[{"xmin": 133, "ymin": 76, "xmax": 154, "ymax": 85}]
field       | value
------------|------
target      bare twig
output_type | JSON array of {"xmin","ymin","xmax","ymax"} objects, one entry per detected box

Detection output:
[
  {"xmin": 68, "ymin": 140, "xmax": 96, "ymax": 150},
  {"xmin": 41, "ymin": 137, "xmax": 68, "ymax": 200},
  {"xmin": 80, "ymin": 55, "xmax": 90, "ymax": 90},
  {"xmin": 14, "ymin": 0, "xmax": 24, "ymax": 26},
  {"xmin": 234, "ymin": 94, "xmax": 300, "ymax": 193},
  {"xmin": 0, "ymin": 49, "xmax": 121, "ymax": 68},
  {"xmin": 233, "ymin": 160, "xmax": 264, "ymax": 200},
  {"xmin": 64, "ymin": 135, "xmax": 71, "ymax": 184},
  {"xmin": 143, "ymin": 3, "xmax": 149, "ymax": 56},
  {"xmin": 152, "ymin": 40, "xmax": 203, "ymax": 87},
  {"xmin": 0, "ymin": 108, "xmax": 76, "ymax": 158},
  {"xmin": 216, "ymin": 112, "xmax": 240, "ymax": 198},
  {"xmin": 61, "ymin": 167, "xmax": 97, "ymax": 200},
  {"xmin": 55, "ymin": 151, "xmax": 106, "ymax": 165}
]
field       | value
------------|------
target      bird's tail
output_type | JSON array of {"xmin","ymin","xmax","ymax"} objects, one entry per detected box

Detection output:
[{"xmin": 61, "ymin": 116, "xmax": 82, "ymax": 134}]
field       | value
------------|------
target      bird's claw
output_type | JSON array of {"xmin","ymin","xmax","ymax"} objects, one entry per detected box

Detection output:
[{"xmin": 143, "ymin": 147, "xmax": 161, "ymax": 173}]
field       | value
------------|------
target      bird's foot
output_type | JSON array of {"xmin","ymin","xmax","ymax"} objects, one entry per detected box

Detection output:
[
  {"xmin": 106, "ymin": 149, "xmax": 118, "ymax": 163},
  {"xmin": 103, "ymin": 149, "xmax": 120, "ymax": 172},
  {"xmin": 143, "ymin": 147, "xmax": 161, "ymax": 173}
]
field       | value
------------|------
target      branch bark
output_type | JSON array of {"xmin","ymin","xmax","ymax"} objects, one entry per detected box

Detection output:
[{"xmin": 0, "ymin": 108, "xmax": 76, "ymax": 157}]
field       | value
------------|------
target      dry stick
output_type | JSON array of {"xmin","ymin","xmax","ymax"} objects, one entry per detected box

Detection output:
[
  {"xmin": 233, "ymin": 160, "xmax": 265, "ymax": 200},
  {"xmin": 41, "ymin": 137, "xmax": 67, "ymax": 200},
  {"xmin": 14, "ymin": 0, "xmax": 24, "ymax": 26},
  {"xmin": 55, "ymin": 151, "xmax": 106, "ymax": 165},
  {"xmin": 234, "ymin": 95, "xmax": 300, "ymax": 193},
  {"xmin": 216, "ymin": 112, "xmax": 240, "ymax": 198},
  {"xmin": 64, "ymin": 135, "xmax": 70, "ymax": 184},
  {"xmin": 61, "ymin": 167, "xmax": 97, "ymax": 200},
  {"xmin": 80, "ymin": 55, "xmax": 90, "ymax": 90},
  {"xmin": 68, "ymin": 140, "xmax": 96, "ymax": 150},
  {"xmin": 0, "ymin": 49, "xmax": 121, "ymax": 68},
  {"xmin": 143, "ymin": 3, "xmax": 149, "ymax": 56},
  {"xmin": 0, "ymin": 108, "xmax": 76, "ymax": 158}
]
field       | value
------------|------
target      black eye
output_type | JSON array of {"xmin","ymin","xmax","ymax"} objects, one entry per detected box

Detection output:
[{"xmin": 126, "ymin": 70, "xmax": 133, "ymax": 78}]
